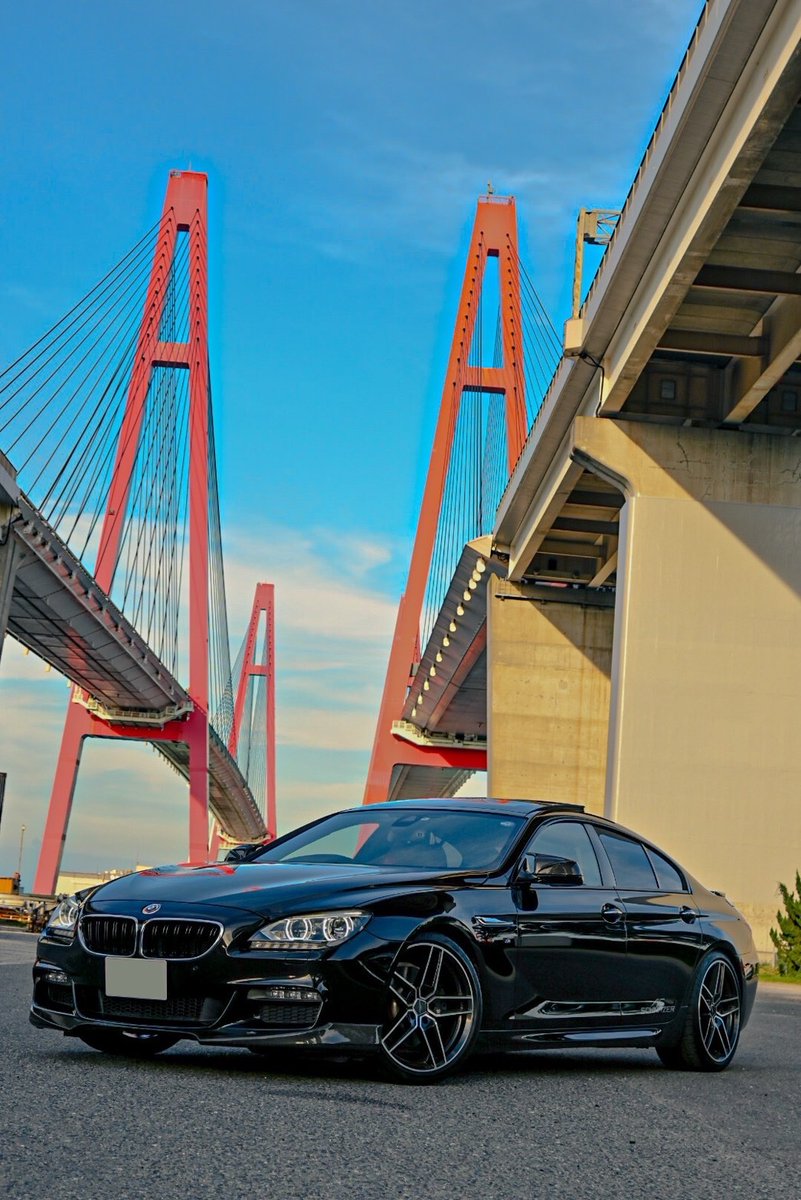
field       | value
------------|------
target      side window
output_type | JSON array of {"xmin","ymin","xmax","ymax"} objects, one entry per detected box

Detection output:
[
  {"xmin": 598, "ymin": 832, "xmax": 658, "ymax": 890},
  {"xmin": 646, "ymin": 847, "xmax": 687, "ymax": 893},
  {"xmin": 528, "ymin": 821, "xmax": 603, "ymax": 887}
]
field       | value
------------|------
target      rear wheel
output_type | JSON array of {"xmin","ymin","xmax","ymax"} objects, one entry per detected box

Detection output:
[
  {"xmin": 378, "ymin": 933, "xmax": 482, "ymax": 1083},
  {"xmin": 76, "ymin": 1028, "xmax": 178, "ymax": 1057},
  {"xmin": 657, "ymin": 951, "xmax": 742, "ymax": 1072}
]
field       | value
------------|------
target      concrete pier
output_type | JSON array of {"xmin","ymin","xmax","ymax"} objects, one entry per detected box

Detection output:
[
  {"xmin": 487, "ymin": 577, "xmax": 614, "ymax": 811},
  {"xmin": 566, "ymin": 417, "xmax": 801, "ymax": 949}
]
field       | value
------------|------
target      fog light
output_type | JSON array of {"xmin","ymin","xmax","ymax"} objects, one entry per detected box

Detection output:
[
  {"xmin": 246, "ymin": 985, "xmax": 317, "ymax": 1002},
  {"xmin": 44, "ymin": 970, "xmax": 70, "ymax": 985}
]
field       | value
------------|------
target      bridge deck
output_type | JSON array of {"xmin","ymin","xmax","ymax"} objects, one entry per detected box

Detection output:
[
  {"xmin": 157, "ymin": 730, "xmax": 266, "ymax": 843},
  {"xmin": 3, "ymin": 491, "xmax": 265, "ymax": 844},
  {"xmin": 9, "ymin": 495, "xmax": 191, "ymax": 715}
]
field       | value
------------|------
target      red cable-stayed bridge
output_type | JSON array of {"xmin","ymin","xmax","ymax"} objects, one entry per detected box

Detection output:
[
  {"xmin": 0, "ymin": 175, "xmax": 563, "ymax": 886},
  {"xmin": 365, "ymin": 194, "xmax": 564, "ymax": 805},
  {"xmin": 0, "ymin": 171, "xmax": 275, "ymax": 892}
]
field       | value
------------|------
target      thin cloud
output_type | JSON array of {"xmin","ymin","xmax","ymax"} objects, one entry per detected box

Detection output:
[
  {"xmin": 222, "ymin": 523, "xmax": 398, "ymax": 645},
  {"xmin": 279, "ymin": 706, "xmax": 379, "ymax": 754},
  {"xmin": 302, "ymin": 134, "xmax": 633, "ymax": 268}
]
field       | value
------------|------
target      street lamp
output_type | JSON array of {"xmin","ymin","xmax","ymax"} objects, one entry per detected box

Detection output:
[{"xmin": 17, "ymin": 824, "xmax": 26, "ymax": 878}]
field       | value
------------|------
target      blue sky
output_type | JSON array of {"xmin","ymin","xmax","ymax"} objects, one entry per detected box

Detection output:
[{"xmin": 0, "ymin": 0, "xmax": 704, "ymax": 884}]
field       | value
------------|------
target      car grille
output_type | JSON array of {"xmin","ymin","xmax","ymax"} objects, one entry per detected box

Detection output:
[
  {"xmin": 141, "ymin": 920, "xmax": 220, "ymax": 960},
  {"xmin": 259, "ymin": 1001, "xmax": 322, "ymax": 1029},
  {"xmin": 78, "ymin": 989, "xmax": 225, "ymax": 1026},
  {"xmin": 81, "ymin": 916, "xmax": 137, "ymax": 956},
  {"xmin": 79, "ymin": 916, "xmax": 220, "ymax": 959},
  {"xmin": 102, "ymin": 995, "xmax": 206, "ymax": 1022}
]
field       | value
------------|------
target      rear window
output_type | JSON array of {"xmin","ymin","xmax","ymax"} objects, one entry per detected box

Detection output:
[
  {"xmin": 598, "ymin": 832, "xmax": 658, "ymax": 890},
  {"xmin": 646, "ymin": 847, "xmax": 687, "ymax": 892}
]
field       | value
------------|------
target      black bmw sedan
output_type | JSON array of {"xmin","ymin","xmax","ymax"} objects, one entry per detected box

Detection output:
[{"xmin": 31, "ymin": 799, "xmax": 758, "ymax": 1082}]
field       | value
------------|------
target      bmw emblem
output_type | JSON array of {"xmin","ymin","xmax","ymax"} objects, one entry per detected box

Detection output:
[{"xmin": 142, "ymin": 903, "xmax": 161, "ymax": 915}]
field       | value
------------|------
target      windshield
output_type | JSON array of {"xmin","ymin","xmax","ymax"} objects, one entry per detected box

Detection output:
[{"xmin": 253, "ymin": 808, "xmax": 524, "ymax": 872}]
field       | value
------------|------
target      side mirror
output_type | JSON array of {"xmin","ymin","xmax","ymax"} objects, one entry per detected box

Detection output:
[
  {"xmin": 519, "ymin": 854, "xmax": 584, "ymax": 886},
  {"xmin": 224, "ymin": 843, "xmax": 258, "ymax": 864}
]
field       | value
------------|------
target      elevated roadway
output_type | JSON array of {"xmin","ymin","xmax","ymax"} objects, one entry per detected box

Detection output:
[{"xmin": 497, "ymin": 0, "xmax": 801, "ymax": 582}]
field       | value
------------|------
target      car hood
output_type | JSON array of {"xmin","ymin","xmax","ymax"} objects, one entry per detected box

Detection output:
[{"xmin": 86, "ymin": 860, "xmax": 469, "ymax": 916}]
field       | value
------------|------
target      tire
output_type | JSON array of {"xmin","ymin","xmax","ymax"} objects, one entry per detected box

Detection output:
[
  {"xmin": 378, "ymin": 933, "xmax": 482, "ymax": 1083},
  {"xmin": 656, "ymin": 950, "xmax": 742, "ymax": 1072},
  {"xmin": 76, "ymin": 1027, "xmax": 178, "ymax": 1058}
]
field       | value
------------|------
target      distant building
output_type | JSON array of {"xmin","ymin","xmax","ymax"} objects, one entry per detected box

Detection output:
[{"xmin": 55, "ymin": 867, "xmax": 148, "ymax": 895}]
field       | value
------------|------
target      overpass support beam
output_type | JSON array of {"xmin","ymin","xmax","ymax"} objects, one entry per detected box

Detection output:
[
  {"xmin": 487, "ymin": 577, "xmax": 613, "ymax": 810},
  {"xmin": 571, "ymin": 416, "xmax": 801, "ymax": 950}
]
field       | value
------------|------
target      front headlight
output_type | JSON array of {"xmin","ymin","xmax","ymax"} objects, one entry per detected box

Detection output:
[
  {"xmin": 44, "ymin": 894, "xmax": 81, "ymax": 940},
  {"xmin": 247, "ymin": 910, "xmax": 369, "ymax": 951}
]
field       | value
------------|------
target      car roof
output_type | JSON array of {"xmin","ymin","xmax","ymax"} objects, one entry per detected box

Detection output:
[{"xmin": 351, "ymin": 797, "xmax": 584, "ymax": 818}]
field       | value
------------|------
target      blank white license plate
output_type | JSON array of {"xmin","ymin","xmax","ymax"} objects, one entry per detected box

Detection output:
[{"xmin": 104, "ymin": 957, "xmax": 167, "ymax": 1001}]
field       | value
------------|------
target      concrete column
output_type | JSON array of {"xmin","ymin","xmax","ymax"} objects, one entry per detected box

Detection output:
[
  {"xmin": 572, "ymin": 416, "xmax": 801, "ymax": 952},
  {"xmin": 487, "ymin": 576, "xmax": 614, "ymax": 811}
]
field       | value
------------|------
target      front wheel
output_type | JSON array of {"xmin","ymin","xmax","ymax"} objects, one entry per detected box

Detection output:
[
  {"xmin": 76, "ymin": 1027, "xmax": 178, "ymax": 1058},
  {"xmin": 379, "ymin": 933, "xmax": 482, "ymax": 1083},
  {"xmin": 657, "ymin": 951, "xmax": 742, "ymax": 1072}
]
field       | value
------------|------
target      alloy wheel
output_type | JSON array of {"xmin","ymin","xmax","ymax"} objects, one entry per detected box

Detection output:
[
  {"xmin": 697, "ymin": 957, "xmax": 741, "ymax": 1064},
  {"xmin": 381, "ymin": 938, "xmax": 479, "ymax": 1079}
]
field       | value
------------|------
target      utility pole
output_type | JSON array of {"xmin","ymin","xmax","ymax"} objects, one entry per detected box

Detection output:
[{"xmin": 17, "ymin": 824, "xmax": 26, "ymax": 878}]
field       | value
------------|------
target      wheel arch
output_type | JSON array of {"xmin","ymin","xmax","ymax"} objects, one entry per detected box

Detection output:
[
  {"xmin": 703, "ymin": 939, "xmax": 746, "ymax": 992},
  {"xmin": 403, "ymin": 917, "xmax": 486, "ymax": 977}
]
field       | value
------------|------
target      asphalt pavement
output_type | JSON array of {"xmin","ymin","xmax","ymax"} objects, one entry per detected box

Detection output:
[{"xmin": 1, "ymin": 927, "xmax": 799, "ymax": 1200}]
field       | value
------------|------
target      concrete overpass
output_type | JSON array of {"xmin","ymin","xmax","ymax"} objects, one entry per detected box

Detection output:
[{"xmin": 406, "ymin": 0, "xmax": 801, "ymax": 953}]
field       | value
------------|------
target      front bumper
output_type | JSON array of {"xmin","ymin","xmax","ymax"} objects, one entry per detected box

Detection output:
[
  {"xmin": 30, "ymin": 1003, "xmax": 381, "ymax": 1050},
  {"xmin": 30, "ymin": 906, "xmax": 404, "ymax": 1052}
]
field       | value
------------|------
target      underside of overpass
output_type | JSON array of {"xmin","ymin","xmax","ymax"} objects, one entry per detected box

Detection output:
[{"xmin": 498, "ymin": 0, "xmax": 801, "ymax": 584}]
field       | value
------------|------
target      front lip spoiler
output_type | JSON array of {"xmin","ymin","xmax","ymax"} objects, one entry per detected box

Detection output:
[{"xmin": 30, "ymin": 1005, "xmax": 380, "ymax": 1050}]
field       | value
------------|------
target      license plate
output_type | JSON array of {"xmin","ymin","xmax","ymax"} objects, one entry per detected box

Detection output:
[{"xmin": 105, "ymin": 957, "xmax": 167, "ymax": 1001}]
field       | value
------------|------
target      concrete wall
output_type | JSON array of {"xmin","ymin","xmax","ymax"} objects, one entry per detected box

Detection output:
[
  {"xmin": 487, "ymin": 577, "xmax": 614, "ymax": 812},
  {"xmin": 573, "ymin": 417, "xmax": 801, "ymax": 955}
]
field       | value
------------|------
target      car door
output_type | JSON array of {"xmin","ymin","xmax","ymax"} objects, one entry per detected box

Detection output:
[
  {"xmin": 512, "ymin": 818, "xmax": 627, "ymax": 1030},
  {"xmin": 590, "ymin": 826, "xmax": 703, "ymax": 1027}
]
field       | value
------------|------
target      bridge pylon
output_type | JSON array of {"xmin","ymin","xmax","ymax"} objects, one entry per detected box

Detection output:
[
  {"xmin": 34, "ymin": 171, "xmax": 214, "ymax": 894},
  {"xmin": 228, "ymin": 582, "xmax": 277, "ymax": 842},
  {"xmin": 364, "ymin": 195, "xmax": 527, "ymax": 805}
]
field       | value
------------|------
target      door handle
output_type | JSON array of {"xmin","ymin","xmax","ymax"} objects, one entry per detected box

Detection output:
[
  {"xmin": 679, "ymin": 905, "xmax": 697, "ymax": 924},
  {"xmin": 601, "ymin": 902, "xmax": 624, "ymax": 924}
]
